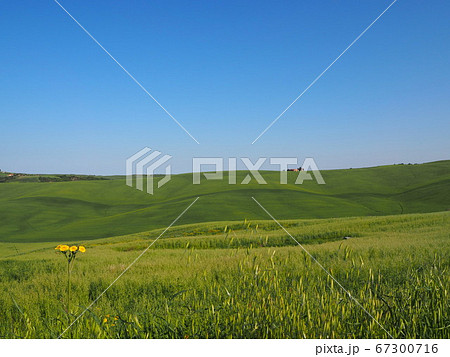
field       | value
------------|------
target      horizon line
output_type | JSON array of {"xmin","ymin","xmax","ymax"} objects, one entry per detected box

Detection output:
[{"xmin": 2, "ymin": 159, "xmax": 448, "ymax": 177}]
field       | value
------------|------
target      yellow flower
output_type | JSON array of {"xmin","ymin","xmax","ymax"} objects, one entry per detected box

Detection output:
[
  {"xmin": 55, "ymin": 245, "xmax": 61, "ymax": 250},
  {"xmin": 103, "ymin": 318, "xmax": 108, "ymax": 323},
  {"xmin": 78, "ymin": 246, "xmax": 86, "ymax": 253},
  {"xmin": 70, "ymin": 246, "xmax": 78, "ymax": 252},
  {"xmin": 59, "ymin": 245, "xmax": 69, "ymax": 252}
]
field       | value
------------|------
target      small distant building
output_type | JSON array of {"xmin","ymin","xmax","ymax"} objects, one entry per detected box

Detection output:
[{"xmin": 8, "ymin": 173, "xmax": 14, "ymax": 177}]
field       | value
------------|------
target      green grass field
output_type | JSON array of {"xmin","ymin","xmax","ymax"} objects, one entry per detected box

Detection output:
[
  {"xmin": 0, "ymin": 212, "xmax": 448, "ymax": 338},
  {"xmin": 0, "ymin": 161, "xmax": 448, "ymax": 338},
  {"xmin": 0, "ymin": 160, "xmax": 449, "ymax": 242}
]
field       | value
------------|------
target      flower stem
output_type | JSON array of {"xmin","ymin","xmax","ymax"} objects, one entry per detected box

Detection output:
[{"xmin": 67, "ymin": 259, "xmax": 71, "ymax": 321}]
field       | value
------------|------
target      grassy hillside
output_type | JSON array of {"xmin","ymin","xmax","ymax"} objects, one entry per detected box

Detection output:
[
  {"xmin": 0, "ymin": 212, "xmax": 448, "ymax": 338},
  {"xmin": 0, "ymin": 160, "xmax": 449, "ymax": 242}
]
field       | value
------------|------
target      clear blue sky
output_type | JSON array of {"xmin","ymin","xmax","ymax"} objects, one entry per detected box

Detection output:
[{"xmin": 1, "ymin": 0, "xmax": 449, "ymax": 174}]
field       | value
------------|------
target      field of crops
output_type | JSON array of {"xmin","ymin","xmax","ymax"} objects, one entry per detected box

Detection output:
[
  {"xmin": 1, "ymin": 160, "xmax": 449, "ymax": 242},
  {"xmin": 0, "ymin": 212, "xmax": 448, "ymax": 338}
]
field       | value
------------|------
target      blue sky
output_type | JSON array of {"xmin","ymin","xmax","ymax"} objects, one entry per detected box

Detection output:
[{"xmin": 1, "ymin": 0, "xmax": 449, "ymax": 174}]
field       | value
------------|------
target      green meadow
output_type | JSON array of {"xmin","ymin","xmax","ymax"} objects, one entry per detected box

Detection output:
[
  {"xmin": 0, "ymin": 160, "xmax": 449, "ymax": 242},
  {"xmin": 0, "ymin": 212, "xmax": 449, "ymax": 338},
  {"xmin": 0, "ymin": 161, "xmax": 448, "ymax": 338}
]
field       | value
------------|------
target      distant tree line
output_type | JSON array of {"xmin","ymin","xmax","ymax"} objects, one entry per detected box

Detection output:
[
  {"xmin": 37, "ymin": 175, "xmax": 107, "ymax": 182},
  {"xmin": 0, "ymin": 174, "xmax": 107, "ymax": 183}
]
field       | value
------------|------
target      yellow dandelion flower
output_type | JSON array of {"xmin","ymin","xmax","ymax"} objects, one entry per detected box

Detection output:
[
  {"xmin": 59, "ymin": 245, "xmax": 69, "ymax": 252},
  {"xmin": 78, "ymin": 246, "xmax": 86, "ymax": 253},
  {"xmin": 70, "ymin": 246, "xmax": 78, "ymax": 252},
  {"xmin": 55, "ymin": 245, "xmax": 61, "ymax": 250},
  {"xmin": 103, "ymin": 318, "xmax": 108, "ymax": 323},
  {"xmin": 111, "ymin": 324, "xmax": 116, "ymax": 327},
  {"xmin": 114, "ymin": 316, "xmax": 119, "ymax": 321}
]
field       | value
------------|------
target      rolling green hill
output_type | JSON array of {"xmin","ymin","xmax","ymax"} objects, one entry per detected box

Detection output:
[{"xmin": 0, "ymin": 160, "xmax": 449, "ymax": 242}]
